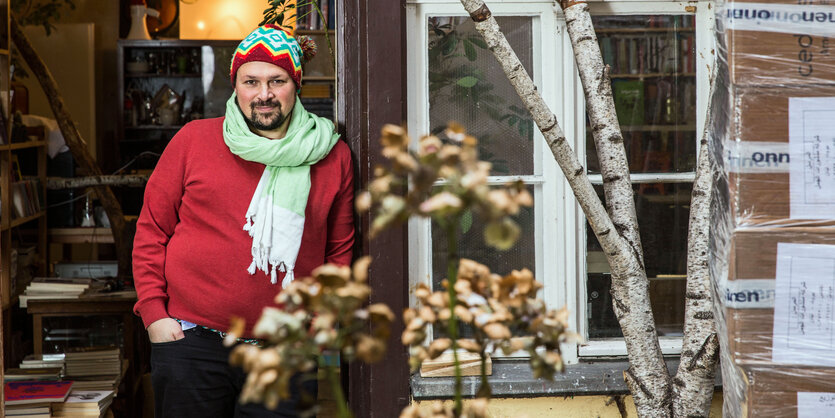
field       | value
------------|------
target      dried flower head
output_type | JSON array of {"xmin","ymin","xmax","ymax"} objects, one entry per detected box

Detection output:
[
  {"xmin": 401, "ymin": 259, "xmax": 572, "ymax": 382},
  {"xmin": 228, "ymin": 257, "xmax": 394, "ymax": 409},
  {"xmin": 361, "ymin": 123, "xmax": 532, "ymax": 250}
]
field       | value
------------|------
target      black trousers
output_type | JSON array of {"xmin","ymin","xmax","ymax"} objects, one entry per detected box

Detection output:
[{"xmin": 150, "ymin": 326, "xmax": 318, "ymax": 417}]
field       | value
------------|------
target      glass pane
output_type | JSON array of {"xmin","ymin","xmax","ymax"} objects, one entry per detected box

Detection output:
[
  {"xmin": 428, "ymin": 16, "xmax": 534, "ymax": 176},
  {"xmin": 586, "ymin": 15, "xmax": 697, "ymax": 174},
  {"xmin": 431, "ymin": 186, "xmax": 536, "ymax": 338},
  {"xmin": 431, "ymin": 187, "xmax": 536, "ymax": 287},
  {"xmin": 586, "ymin": 183, "xmax": 691, "ymax": 338},
  {"xmin": 42, "ymin": 315, "xmax": 124, "ymax": 354}
]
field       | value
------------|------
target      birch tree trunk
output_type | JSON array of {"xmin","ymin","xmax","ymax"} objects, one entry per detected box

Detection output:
[
  {"xmin": 563, "ymin": 2, "xmax": 644, "ymax": 266},
  {"xmin": 11, "ymin": 18, "xmax": 133, "ymax": 280},
  {"xmin": 456, "ymin": 1, "xmax": 634, "ymax": 262},
  {"xmin": 560, "ymin": 4, "xmax": 676, "ymax": 415},
  {"xmin": 458, "ymin": 2, "xmax": 672, "ymax": 415},
  {"xmin": 671, "ymin": 72, "xmax": 719, "ymax": 418}
]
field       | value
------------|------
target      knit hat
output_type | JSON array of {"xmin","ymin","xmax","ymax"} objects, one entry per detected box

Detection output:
[{"xmin": 229, "ymin": 24, "xmax": 317, "ymax": 87}]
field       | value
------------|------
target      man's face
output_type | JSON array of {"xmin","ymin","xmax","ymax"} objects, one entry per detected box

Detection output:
[{"xmin": 234, "ymin": 61, "xmax": 296, "ymax": 135}]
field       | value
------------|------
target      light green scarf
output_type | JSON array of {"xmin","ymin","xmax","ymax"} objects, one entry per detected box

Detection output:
[{"xmin": 223, "ymin": 93, "xmax": 338, "ymax": 286}]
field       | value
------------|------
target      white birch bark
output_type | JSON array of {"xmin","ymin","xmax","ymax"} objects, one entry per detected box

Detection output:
[
  {"xmin": 458, "ymin": 0, "xmax": 628, "ymax": 262},
  {"xmin": 459, "ymin": 1, "xmax": 672, "ymax": 415},
  {"xmin": 559, "ymin": 3, "xmax": 673, "ymax": 416},
  {"xmin": 563, "ymin": 2, "xmax": 644, "ymax": 266},
  {"xmin": 672, "ymin": 71, "xmax": 719, "ymax": 418}
]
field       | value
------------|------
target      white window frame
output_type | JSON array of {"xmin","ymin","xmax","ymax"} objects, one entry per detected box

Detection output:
[
  {"xmin": 406, "ymin": 0, "xmax": 715, "ymax": 364},
  {"xmin": 575, "ymin": 1, "xmax": 715, "ymax": 358}
]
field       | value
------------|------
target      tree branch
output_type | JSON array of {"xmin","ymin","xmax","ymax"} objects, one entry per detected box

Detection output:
[
  {"xmin": 672, "ymin": 65, "xmax": 719, "ymax": 418},
  {"xmin": 563, "ymin": 2, "xmax": 644, "ymax": 266},
  {"xmin": 458, "ymin": 2, "xmax": 671, "ymax": 414}
]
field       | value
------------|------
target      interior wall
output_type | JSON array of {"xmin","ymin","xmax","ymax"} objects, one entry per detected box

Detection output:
[
  {"xmin": 58, "ymin": 0, "xmax": 120, "ymax": 171},
  {"xmin": 19, "ymin": 23, "xmax": 95, "ymax": 158},
  {"xmin": 180, "ymin": 0, "xmax": 263, "ymax": 40}
]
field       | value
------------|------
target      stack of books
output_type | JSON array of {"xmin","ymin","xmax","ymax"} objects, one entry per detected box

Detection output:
[
  {"xmin": 19, "ymin": 353, "xmax": 66, "ymax": 375},
  {"xmin": 19, "ymin": 277, "xmax": 93, "ymax": 308},
  {"xmin": 5, "ymin": 380, "xmax": 74, "ymax": 417},
  {"xmin": 52, "ymin": 390, "xmax": 115, "ymax": 418},
  {"xmin": 63, "ymin": 347, "xmax": 122, "ymax": 392}
]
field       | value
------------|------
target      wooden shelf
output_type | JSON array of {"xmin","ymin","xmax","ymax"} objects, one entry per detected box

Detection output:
[
  {"xmin": 609, "ymin": 72, "xmax": 695, "ymax": 79},
  {"xmin": 125, "ymin": 73, "xmax": 201, "ymax": 78},
  {"xmin": 295, "ymin": 29, "xmax": 335, "ymax": 35},
  {"xmin": 7, "ymin": 139, "xmax": 47, "ymax": 150},
  {"xmin": 124, "ymin": 125, "xmax": 184, "ymax": 130},
  {"xmin": 621, "ymin": 124, "xmax": 697, "ymax": 132},
  {"xmin": 304, "ymin": 76, "xmax": 336, "ymax": 81},
  {"xmin": 596, "ymin": 27, "xmax": 694, "ymax": 34},
  {"xmin": 6, "ymin": 211, "xmax": 47, "ymax": 230},
  {"xmin": 49, "ymin": 227, "xmax": 115, "ymax": 244},
  {"xmin": 0, "ymin": 48, "xmax": 9, "ymax": 56}
]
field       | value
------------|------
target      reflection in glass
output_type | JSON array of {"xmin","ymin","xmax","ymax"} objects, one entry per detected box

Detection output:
[
  {"xmin": 428, "ymin": 16, "xmax": 534, "ymax": 176},
  {"xmin": 586, "ymin": 14, "xmax": 697, "ymax": 174},
  {"xmin": 587, "ymin": 183, "xmax": 692, "ymax": 338}
]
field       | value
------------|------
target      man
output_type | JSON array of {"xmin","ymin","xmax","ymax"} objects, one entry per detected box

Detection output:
[{"xmin": 133, "ymin": 24, "xmax": 354, "ymax": 417}]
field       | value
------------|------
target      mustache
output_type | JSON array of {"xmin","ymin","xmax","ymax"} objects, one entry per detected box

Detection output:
[{"xmin": 251, "ymin": 100, "xmax": 280, "ymax": 109}]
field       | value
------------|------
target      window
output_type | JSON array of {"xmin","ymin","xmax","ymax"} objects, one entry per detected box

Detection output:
[
  {"xmin": 577, "ymin": 2, "xmax": 715, "ymax": 357},
  {"xmin": 407, "ymin": 0, "xmax": 566, "ymax": 352},
  {"xmin": 407, "ymin": 0, "xmax": 715, "ymax": 363}
]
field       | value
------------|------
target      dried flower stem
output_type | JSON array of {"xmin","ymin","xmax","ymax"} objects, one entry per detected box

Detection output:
[
  {"xmin": 322, "ymin": 356, "xmax": 352, "ymax": 418},
  {"xmin": 444, "ymin": 219, "xmax": 464, "ymax": 416}
]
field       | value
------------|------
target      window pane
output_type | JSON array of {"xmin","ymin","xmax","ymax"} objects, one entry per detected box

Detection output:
[
  {"xmin": 586, "ymin": 183, "xmax": 691, "ymax": 338},
  {"xmin": 431, "ymin": 186, "xmax": 537, "ymax": 339},
  {"xmin": 428, "ymin": 16, "xmax": 534, "ymax": 176},
  {"xmin": 431, "ymin": 187, "xmax": 537, "ymax": 289},
  {"xmin": 586, "ymin": 15, "xmax": 697, "ymax": 174}
]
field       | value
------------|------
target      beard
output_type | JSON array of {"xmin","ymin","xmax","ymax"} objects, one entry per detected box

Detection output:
[{"xmin": 237, "ymin": 97, "xmax": 290, "ymax": 131}]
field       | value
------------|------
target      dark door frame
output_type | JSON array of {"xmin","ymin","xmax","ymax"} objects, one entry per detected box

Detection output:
[{"xmin": 337, "ymin": 1, "xmax": 410, "ymax": 417}]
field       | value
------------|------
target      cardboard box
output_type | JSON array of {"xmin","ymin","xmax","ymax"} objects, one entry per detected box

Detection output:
[
  {"xmin": 742, "ymin": 366, "xmax": 835, "ymax": 417},
  {"xmin": 725, "ymin": 228, "xmax": 835, "ymax": 365},
  {"xmin": 723, "ymin": 0, "xmax": 835, "ymax": 86},
  {"xmin": 723, "ymin": 85, "xmax": 835, "ymax": 225}
]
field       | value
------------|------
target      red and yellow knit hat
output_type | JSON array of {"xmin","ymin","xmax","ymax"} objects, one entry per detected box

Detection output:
[{"xmin": 229, "ymin": 24, "xmax": 317, "ymax": 88}]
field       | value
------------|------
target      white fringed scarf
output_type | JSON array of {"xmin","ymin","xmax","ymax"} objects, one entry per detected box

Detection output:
[{"xmin": 223, "ymin": 93, "xmax": 338, "ymax": 287}]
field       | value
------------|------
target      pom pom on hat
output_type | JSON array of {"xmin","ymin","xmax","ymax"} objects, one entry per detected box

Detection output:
[
  {"xmin": 297, "ymin": 35, "xmax": 318, "ymax": 64},
  {"xmin": 230, "ymin": 24, "xmax": 317, "ymax": 88}
]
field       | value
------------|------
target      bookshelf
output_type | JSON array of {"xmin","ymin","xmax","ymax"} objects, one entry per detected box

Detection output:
[
  {"xmin": 1, "ymin": 127, "xmax": 48, "ymax": 309},
  {"xmin": 584, "ymin": 13, "xmax": 699, "ymax": 339},
  {"xmin": 587, "ymin": 14, "xmax": 698, "ymax": 176},
  {"xmin": 1, "ymin": 0, "xmax": 46, "ymax": 312}
]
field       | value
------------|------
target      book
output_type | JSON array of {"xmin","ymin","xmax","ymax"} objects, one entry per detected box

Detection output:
[
  {"xmin": 29, "ymin": 277, "xmax": 93, "ymax": 290},
  {"xmin": 5, "ymin": 403, "xmax": 51, "ymax": 415},
  {"xmin": 4, "ymin": 380, "xmax": 73, "ymax": 405},
  {"xmin": 4, "ymin": 367, "xmax": 63, "ymax": 382},
  {"xmin": 52, "ymin": 390, "xmax": 115, "ymax": 416},
  {"xmin": 612, "ymin": 80, "xmax": 645, "ymax": 126},
  {"xmin": 64, "ymin": 347, "xmax": 120, "ymax": 360}
]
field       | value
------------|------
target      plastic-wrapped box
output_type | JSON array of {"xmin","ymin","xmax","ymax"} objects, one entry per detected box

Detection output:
[
  {"xmin": 724, "ymin": 228, "xmax": 835, "ymax": 366},
  {"xmin": 711, "ymin": 0, "xmax": 835, "ymax": 416},
  {"xmin": 723, "ymin": 85, "xmax": 835, "ymax": 225},
  {"xmin": 743, "ymin": 367, "xmax": 835, "ymax": 417},
  {"xmin": 722, "ymin": 0, "xmax": 835, "ymax": 86}
]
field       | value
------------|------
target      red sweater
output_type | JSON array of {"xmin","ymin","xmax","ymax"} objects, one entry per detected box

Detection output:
[{"xmin": 132, "ymin": 117, "xmax": 354, "ymax": 336}]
